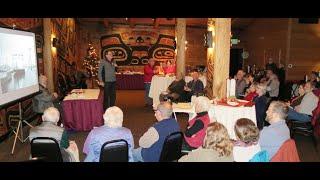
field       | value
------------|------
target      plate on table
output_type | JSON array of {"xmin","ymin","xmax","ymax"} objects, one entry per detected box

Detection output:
[{"xmin": 227, "ymin": 101, "xmax": 239, "ymax": 106}]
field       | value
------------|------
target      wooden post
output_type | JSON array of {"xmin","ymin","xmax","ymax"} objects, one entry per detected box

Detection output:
[
  {"xmin": 43, "ymin": 18, "xmax": 54, "ymax": 92},
  {"xmin": 176, "ymin": 18, "xmax": 186, "ymax": 76},
  {"xmin": 206, "ymin": 18, "xmax": 215, "ymax": 99},
  {"xmin": 213, "ymin": 18, "xmax": 231, "ymax": 98}
]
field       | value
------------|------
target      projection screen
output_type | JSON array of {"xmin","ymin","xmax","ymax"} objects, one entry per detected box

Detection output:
[{"xmin": 0, "ymin": 27, "xmax": 39, "ymax": 106}]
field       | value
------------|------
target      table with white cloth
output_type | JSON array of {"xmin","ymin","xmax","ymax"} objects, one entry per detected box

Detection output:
[
  {"xmin": 172, "ymin": 102, "xmax": 257, "ymax": 140},
  {"xmin": 62, "ymin": 89, "xmax": 104, "ymax": 131},
  {"xmin": 149, "ymin": 75, "xmax": 207, "ymax": 106}
]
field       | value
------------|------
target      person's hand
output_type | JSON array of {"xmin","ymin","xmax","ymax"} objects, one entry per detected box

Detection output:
[
  {"xmin": 99, "ymin": 81, "xmax": 105, "ymax": 87},
  {"xmin": 68, "ymin": 141, "xmax": 78, "ymax": 151},
  {"xmin": 285, "ymin": 101, "xmax": 291, "ymax": 106},
  {"xmin": 184, "ymin": 86, "xmax": 191, "ymax": 91}
]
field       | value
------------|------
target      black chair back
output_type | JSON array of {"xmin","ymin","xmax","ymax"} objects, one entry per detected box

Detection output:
[
  {"xmin": 159, "ymin": 131, "xmax": 183, "ymax": 162},
  {"xmin": 30, "ymin": 137, "xmax": 63, "ymax": 162},
  {"xmin": 99, "ymin": 139, "xmax": 129, "ymax": 162}
]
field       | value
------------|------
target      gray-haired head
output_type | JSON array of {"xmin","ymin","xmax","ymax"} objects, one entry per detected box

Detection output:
[
  {"xmin": 194, "ymin": 96, "xmax": 211, "ymax": 113},
  {"xmin": 266, "ymin": 101, "xmax": 289, "ymax": 123},
  {"xmin": 155, "ymin": 101, "xmax": 173, "ymax": 121},
  {"xmin": 103, "ymin": 106, "xmax": 124, "ymax": 128},
  {"xmin": 42, "ymin": 107, "xmax": 60, "ymax": 124}
]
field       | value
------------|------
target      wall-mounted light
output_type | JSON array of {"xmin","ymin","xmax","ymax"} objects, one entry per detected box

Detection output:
[{"xmin": 52, "ymin": 38, "xmax": 58, "ymax": 48}]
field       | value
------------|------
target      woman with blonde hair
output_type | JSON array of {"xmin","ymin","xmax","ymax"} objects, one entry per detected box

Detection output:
[
  {"xmin": 179, "ymin": 122, "xmax": 234, "ymax": 162},
  {"xmin": 233, "ymin": 118, "xmax": 261, "ymax": 162}
]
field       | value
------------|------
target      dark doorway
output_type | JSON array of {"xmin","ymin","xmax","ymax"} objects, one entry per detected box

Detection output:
[{"xmin": 229, "ymin": 48, "xmax": 243, "ymax": 78}]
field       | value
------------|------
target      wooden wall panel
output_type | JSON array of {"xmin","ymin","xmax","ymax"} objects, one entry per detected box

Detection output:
[
  {"xmin": 288, "ymin": 19, "xmax": 320, "ymax": 80},
  {"xmin": 238, "ymin": 18, "xmax": 288, "ymax": 70},
  {"xmin": 238, "ymin": 18, "xmax": 320, "ymax": 81}
]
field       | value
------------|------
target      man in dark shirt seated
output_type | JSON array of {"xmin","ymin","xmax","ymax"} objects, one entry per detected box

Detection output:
[
  {"xmin": 160, "ymin": 72, "xmax": 186, "ymax": 103},
  {"xmin": 69, "ymin": 62, "xmax": 90, "ymax": 89},
  {"xmin": 184, "ymin": 70, "xmax": 204, "ymax": 102}
]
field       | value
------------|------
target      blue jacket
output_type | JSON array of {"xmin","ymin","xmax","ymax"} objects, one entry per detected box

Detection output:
[{"xmin": 141, "ymin": 118, "xmax": 180, "ymax": 162}]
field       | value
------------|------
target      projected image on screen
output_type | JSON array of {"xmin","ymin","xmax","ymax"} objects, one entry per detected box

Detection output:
[{"xmin": 0, "ymin": 27, "xmax": 39, "ymax": 106}]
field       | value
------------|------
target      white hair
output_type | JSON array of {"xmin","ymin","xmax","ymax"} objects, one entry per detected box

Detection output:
[
  {"xmin": 42, "ymin": 107, "xmax": 60, "ymax": 124},
  {"xmin": 194, "ymin": 96, "xmax": 211, "ymax": 113},
  {"xmin": 103, "ymin": 106, "xmax": 123, "ymax": 128}
]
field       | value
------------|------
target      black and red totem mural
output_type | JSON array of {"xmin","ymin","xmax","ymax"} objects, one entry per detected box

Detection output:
[{"xmin": 100, "ymin": 31, "xmax": 176, "ymax": 66}]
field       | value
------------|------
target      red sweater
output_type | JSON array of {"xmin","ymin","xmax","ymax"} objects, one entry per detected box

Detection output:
[
  {"xmin": 271, "ymin": 139, "xmax": 300, "ymax": 162},
  {"xmin": 144, "ymin": 64, "xmax": 154, "ymax": 83},
  {"xmin": 184, "ymin": 113, "xmax": 210, "ymax": 148},
  {"xmin": 244, "ymin": 92, "xmax": 258, "ymax": 101}
]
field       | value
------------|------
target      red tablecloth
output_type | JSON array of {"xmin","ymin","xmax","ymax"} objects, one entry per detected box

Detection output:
[
  {"xmin": 116, "ymin": 74, "xmax": 144, "ymax": 90},
  {"xmin": 62, "ymin": 90, "xmax": 104, "ymax": 131}
]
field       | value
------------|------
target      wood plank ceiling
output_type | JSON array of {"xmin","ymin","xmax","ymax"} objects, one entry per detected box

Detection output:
[{"xmin": 77, "ymin": 18, "xmax": 255, "ymax": 31}]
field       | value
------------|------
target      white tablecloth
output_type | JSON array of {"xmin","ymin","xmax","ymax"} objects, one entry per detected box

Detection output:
[
  {"xmin": 172, "ymin": 103, "xmax": 257, "ymax": 140},
  {"xmin": 63, "ymin": 89, "xmax": 100, "ymax": 101},
  {"xmin": 149, "ymin": 75, "xmax": 207, "ymax": 106}
]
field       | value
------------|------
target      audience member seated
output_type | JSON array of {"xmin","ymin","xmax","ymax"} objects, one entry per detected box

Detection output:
[
  {"xmin": 244, "ymin": 73, "xmax": 254, "ymax": 93},
  {"xmin": 253, "ymin": 83, "xmax": 268, "ymax": 129},
  {"xmin": 29, "ymin": 107, "xmax": 79, "ymax": 162},
  {"xmin": 69, "ymin": 62, "xmax": 90, "ymax": 89},
  {"xmin": 235, "ymin": 70, "xmax": 247, "ymax": 99},
  {"xmin": 288, "ymin": 82, "xmax": 306, "ymax": 108},
  {"xmin": 83, "ymin": 106, "xmax": 134, "ymax": 162},
  {"xmin": 244, "ymin": 82, "xmax": 258, "ymax": 101},
  {"xmin": 265, "ymin": 69, "xmax": 280, "ymax": 100},
  {"xmin": 270, "ymin": 139, "xmax": 300, "ymax": 162},
  {"xmin": 287, "ymin": 81, "xmax": 319, "ymax": 122},
  {"xmin": 233, "ymin": 118, "xmax": 261, "ymax": 162},
  {"xmin": 182, "ymin": 96, "xmax": 211, "ymax": 151},
  {"xmin": 184, "ymin": 70, "xmax": 204, "ymax": 101},
  {"xmin": 310, "ymin": 71, "xmax": 320, "ymax": 88},
  {"xmin": 33, "ymin": 75, "xmax": 60, "ymax": 114},
  {"xmin": 259, "ymin": 101, "xmax": 290, "ymax": 158},
  {"xmin": 159, "ymin": 72, "xmax": 186, "ymax": 103},
  {"xmin": 179, "ymin": 122, "xmax": 234, "ymax": 162},
  {"xmin": 132, "ymin": 101, "xmax": 180, "ymax": 162}
]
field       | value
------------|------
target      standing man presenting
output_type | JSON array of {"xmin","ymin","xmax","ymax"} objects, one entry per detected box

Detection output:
[{"xmin": 98, "ymin": 50, "xmax": 117, "ymax": 110}]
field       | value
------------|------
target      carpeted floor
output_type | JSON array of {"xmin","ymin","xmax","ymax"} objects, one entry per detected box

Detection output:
[{"xmin": 0, "ymin": 90, "xmax": 319, "ymax": 162}]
